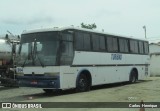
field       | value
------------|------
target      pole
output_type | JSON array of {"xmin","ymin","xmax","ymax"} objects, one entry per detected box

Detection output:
[{"xmin": 143, "ymin": 26, "xmax": 146, "ymax": 38}]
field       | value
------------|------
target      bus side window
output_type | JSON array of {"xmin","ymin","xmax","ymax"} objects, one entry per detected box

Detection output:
[
  {"xmin": 92, "ymin": 34, "xmax": 105, "ymax": 51},
  {"xmin": 144, "ymin": 42, "xmax": 149, "ymax": 54},
  {"xmin": 83, "ymin": 33, "xmax": 91, "ymax": 50},
  {"xmin": 119, "ymin": 38, "xmax": 129, "ymax": 53},
  {"xmin": 75, "ymin": 32, "xmax": 91, "ymax": 51},
  {"xmin": 106, "ymin": 36, "xmax": 118, "ymax": 52},
  {"xmin": 75, "ymin": 32, "xmax": 83, "ymax": 50},
  {"xmin": 139, "ymin": 41, "xmax": 144, "ymax": 54},
  {"xmin": 92, "ymin": 34, "xmax": 100, "ymax": 51},
  {"xmin": 130, "ymin": 40, "xmax": 139, "ymax": 54},
  {"xmin": 60, "ymin": 33, "xmax": 74, "ymax": 65},
  {"xmin": 99, "ymin": 36, "xmax": 105, "ymax": 50}
]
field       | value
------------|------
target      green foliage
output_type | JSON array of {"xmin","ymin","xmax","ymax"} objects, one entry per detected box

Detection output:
[{"xmin": 81, "ymin": 23, "xmax": 97, "ymax": 29}]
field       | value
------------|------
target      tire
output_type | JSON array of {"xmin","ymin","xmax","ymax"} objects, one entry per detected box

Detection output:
[
  {"xmin": 129, "ymin": 70, "xmax": 137, "ymax": 83},
  {"xmin": 76, "ymin": 74, "xmax": 90, "ymax": 92}
]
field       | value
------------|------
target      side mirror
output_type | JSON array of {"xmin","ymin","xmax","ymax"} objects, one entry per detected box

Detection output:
[{"xmin": 5, "ymin": 34, "xmax": 9, "ymax": 39}]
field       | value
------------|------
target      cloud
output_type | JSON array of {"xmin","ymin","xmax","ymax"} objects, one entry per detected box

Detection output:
[{"xmin": 2, "ymin": 19, "xmax": 22, "ymax": 25}]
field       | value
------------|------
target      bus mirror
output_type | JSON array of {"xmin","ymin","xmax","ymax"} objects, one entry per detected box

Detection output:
[
  {"xmin": 12, "ymin": 44, "xmax": 16, "ymax": 54},
  {"xmin": 18, "ymin": 45, "xmax": 21, "ymax": 54},
  {"xmin": 5, "ymin": 34, "xmax": 9, "ymax": 39}
]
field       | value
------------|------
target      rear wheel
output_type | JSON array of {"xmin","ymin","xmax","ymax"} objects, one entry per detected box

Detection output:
[
  {"xmin": 76, "ymin": 74, "xmax": 90, "ymax": 92},
  {"xmin": 129, "ymin": 70, "xmax": 137, "ymax": 83}
]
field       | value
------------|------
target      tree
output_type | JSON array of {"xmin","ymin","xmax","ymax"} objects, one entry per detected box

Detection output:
[{"xmin": 81, "ymin": 23, "xmax": 97, "ymax": 29}]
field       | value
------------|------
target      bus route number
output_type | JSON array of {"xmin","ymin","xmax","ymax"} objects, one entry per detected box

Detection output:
[{"xmin": 111, "ymin": 54, "xmax": 122, "ymax": 60}]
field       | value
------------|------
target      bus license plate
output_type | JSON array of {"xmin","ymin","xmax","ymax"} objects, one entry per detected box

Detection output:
[{"xmin": 31, "ymin": 81, "xmax": 37, "ymax": 85}]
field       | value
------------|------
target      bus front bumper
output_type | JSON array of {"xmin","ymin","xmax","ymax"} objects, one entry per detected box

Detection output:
[{"xmin": 16, "ymin": 75, "xmax": 60, "ymax": 89}]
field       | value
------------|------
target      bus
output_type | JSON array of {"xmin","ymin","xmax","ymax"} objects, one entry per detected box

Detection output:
[{"xmin": 16, "ymin": 27, "xmax": 150, "ymax": 93}]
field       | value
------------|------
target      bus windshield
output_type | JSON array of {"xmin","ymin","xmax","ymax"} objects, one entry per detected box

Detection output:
[{"xmin": 17, "ymin": 32, "xmax": 59, "ymax": 66}]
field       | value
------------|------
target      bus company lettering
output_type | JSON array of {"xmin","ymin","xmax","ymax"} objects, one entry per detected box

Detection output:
[{"xmin": 111, "ymin": 54, "xmax": 122, "ymax": 60}]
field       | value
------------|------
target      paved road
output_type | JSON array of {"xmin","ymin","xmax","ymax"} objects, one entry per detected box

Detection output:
[{"xmin": 0, "ymin": 77, "xmax": 160, "ymax": 111}]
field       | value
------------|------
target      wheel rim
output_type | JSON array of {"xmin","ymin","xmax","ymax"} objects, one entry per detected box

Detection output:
[
  {"xmin": 79, "ymin": 78, "xmax": 86, "ymax": 88},
  {"xmin": 77, "ymin": 75, "xmax": 89, "ymax": 92}
]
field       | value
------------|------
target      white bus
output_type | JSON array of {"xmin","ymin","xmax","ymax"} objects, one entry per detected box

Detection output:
[{"xmin": 16, "ymin": 27, "xmax": 150, "ymax": 93}]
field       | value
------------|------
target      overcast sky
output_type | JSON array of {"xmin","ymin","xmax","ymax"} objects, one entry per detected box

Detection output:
[{"xmin": 0, "ymin": 0, "xmax": 160, "ymax": 42}]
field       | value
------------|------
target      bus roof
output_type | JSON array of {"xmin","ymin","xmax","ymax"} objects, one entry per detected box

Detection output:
[{"xmin": 22, "ymin": 26, "xmax": 148, "ymax": 41}]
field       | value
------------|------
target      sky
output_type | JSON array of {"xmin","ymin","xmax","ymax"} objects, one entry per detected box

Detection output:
[{"xmin": 0, "ymin": 0, "xmax": 160, "ymax": 42}]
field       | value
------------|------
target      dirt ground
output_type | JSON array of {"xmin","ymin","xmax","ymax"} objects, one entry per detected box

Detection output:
[{"xmin": 0, "ymin": 77, "xmax": 160, "ymax": 111}]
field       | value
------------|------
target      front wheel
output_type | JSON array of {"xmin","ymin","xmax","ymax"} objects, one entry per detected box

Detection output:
[{"xmin": 76, "ymin": 74, "xmax": 90, "ymax": 92}]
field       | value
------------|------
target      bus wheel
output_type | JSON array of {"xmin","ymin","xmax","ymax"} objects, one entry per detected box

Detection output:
[
  {"xmin": 129, "ymin": 70, "xmax": 137, "ymax": 83},
  {"xmin": 76, "ymin": 74, "xmax": 90, "ymax": 92}
]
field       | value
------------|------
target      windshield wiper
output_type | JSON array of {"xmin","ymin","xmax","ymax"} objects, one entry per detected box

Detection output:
[
  {"xmin": 33, "ymin": 40, "xmax": 45, "ymax": 67},
  {"xmin": 36, "ymin": 53, "xmax": 45, "ymax": 67},
  {"xmin": 21, "ymin": 42, "xmax": 33, "ymax": 67},
  {"xmin": 22, "ymin": 52, "xmax": 32, "ymax": 67},
  {"xmin": 22, "ymin": 56, "xmax": 28, "ymax": 67},
  {"xmin": 22, "ymin": 51, "xmax": 44, "ymax": 67},
  {"xmin": 21, "ymin": 40, "xmax": 45, "ymax": 67}
]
